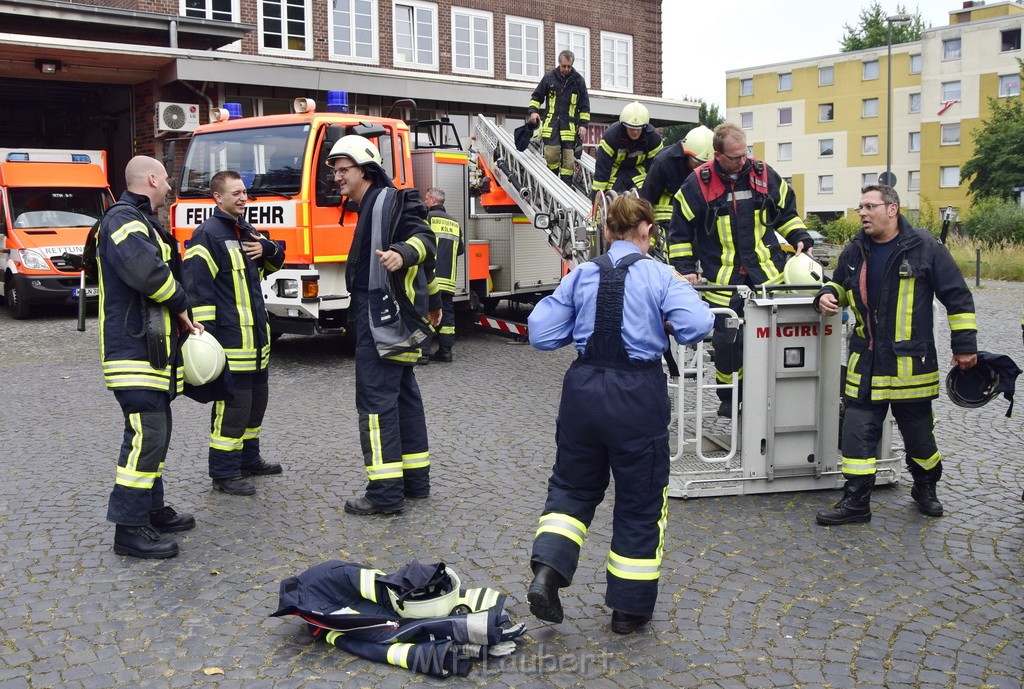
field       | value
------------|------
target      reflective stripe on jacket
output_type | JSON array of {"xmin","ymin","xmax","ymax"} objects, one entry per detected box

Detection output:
[
  {"xmin": 592, "ymin": 122, "xmax": 664, "ymax": 193},
  {"xmin": 528, "ymin": 67, "xmax": 591, "ymax": 141},
  {"xmin": 427, "ymin": 204, "xmax": 463, "ymax": 293}
]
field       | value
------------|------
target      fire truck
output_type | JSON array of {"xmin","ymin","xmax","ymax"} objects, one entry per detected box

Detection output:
[{"xmin": 169, "ymin": 94, "xmax": 599, "ymax": 340}]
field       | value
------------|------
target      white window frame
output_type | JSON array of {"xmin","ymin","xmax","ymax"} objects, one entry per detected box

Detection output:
[
  {"xmin": 909, "ymin": 54, "xmax": 922, "ymax": 74},
  {"xmin": 181, "ymin": 0, "xmax": 237, "ymax": 21},
  {"xmin": 862, "ymin": 135, "xmax": 878, "ymax": 156},
  {"xmin": 740, "ymin": 112, "xmax": 753, "ymax": 129},
  {"xmin": 941, "ymin": 122, "xmax": 961, "ymax": 145},
  {"xmin": 258, "ymin": 0, "xmax": 312, "ymax": 58},
  {"xmin": 778, "ymin": 142, "xmax": 792, "ymax": 161},
  {"xmin": 999, "ymin": 74, "xmax": 1021, "ymax": 98},
  {"xmin": 819, "ymin": 102, "xmax": 834, "ymax": 122},
  {"xmin": 600, "ymin": 30, "xmax": 633, "ymax": 92},
  {"xmin": 394, "ymin": 0, "xmax": 438, "ymax": 70},
  {"xmin": 862, "ymin": 59, "xmax": 879, "ymax": 80},
  {"xmin": 943, "ymin": 37, "xmax": 962, "ymax": 61},
  {"xmin": 778, "ymin": 107, "xmax": 792, "ymax": 126},
  {"xmin": 556, "ymin": 24, "xmax": 590, "ymax": 87},
  {"xmin": 909, "ymin": 92, "xmax": 921, "ymax": 113},
  {"xmin": 862, "ymin": 97, "xmax": 879, "ymax": 118},
  {"xmin": 778, "ymin": 72, "xmax": 792, "ymax": 91},
  {"xmin": 908, "ymin": 131, "xmax": 921, "ymax": 152},
  {"xmin": 451, "ymin": 6, "xmax": 492, "ymax": 76},
  {"xmin": 819, "ymin": 138, "xmax": 834, "ymax": 157},
  {"xmin": 819, "ymin": 175, "xmax": 834, "ymax": 194},
  {"xmin": 739, "ymin": 78, "xmax": 753, "ymax": 96},
  {"xmin": 942, "ymin": 81, "xmax": 961, "ymax": 101},
  {"xmin": 862, "ymin": 172, "xmax": 879, "ymax": 187},
  {"xmin": 940, "ymin": 166, "xmax": 960, "ymax": 188},
  {"xmin": 908, "ymin": 170, "xmax": 920, "ymax": 191},
  {"xmin": 506, "ymin": 15, "xmax": 543, "ymax": 81},
  {"xmin": 329, "ymin": 0, "xmax": 378, "ymax": 64},
  {"xmin": 818, "ymin": 66, "xmax": 834, "ymax": 86}
]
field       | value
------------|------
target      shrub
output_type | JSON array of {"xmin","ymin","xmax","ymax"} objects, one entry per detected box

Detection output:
[
  {"xmin": 961, "ymin": 197, "xmax": 1024, "ymax": 246},
  {"xmin": 821, "ymin": 215, "xmax": 860, "ymax": 245}
]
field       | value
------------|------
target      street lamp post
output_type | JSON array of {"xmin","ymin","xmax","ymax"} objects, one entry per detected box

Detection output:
[{"xmin": 885, "ymin": 13, "xmax": 913, "ymax": 186}]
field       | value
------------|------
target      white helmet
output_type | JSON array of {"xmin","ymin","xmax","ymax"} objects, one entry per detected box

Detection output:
[
  {"xmin": 325, "ymin": 135, "xmax": 383, "ymax": 167},
  {"xmin": 619, "ymin": 101, "xmax": 650, "ymax": 128},
  {"xmin": 682, "ymin": 125, "xmax": 714, "ymax": 163},
  {"xmin": 182, "ymin": 330, "xmax": 226, "ymax": 385},
  {"xmin": 782, "ymin": 252, "xmax": 824, "ymax": 292},
  {"xmin": 386, "ymin": 567, "xmax": 461, "ymax": 619}
]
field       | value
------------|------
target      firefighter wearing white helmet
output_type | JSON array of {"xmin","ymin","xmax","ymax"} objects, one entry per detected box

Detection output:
[
  {"xmin": 639, "ymin": 125, "xmax": 714, "ymax": 245},
  {"xmin": 325, "ymin": 134, "xmax": 443, "ymax": 516},
  {"xmin": 591, "ymin": 101, "xmax": 663, "ymax": 198}
]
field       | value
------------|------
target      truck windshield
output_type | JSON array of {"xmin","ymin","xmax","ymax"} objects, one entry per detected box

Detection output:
[
  {"xmin": 9, "ymin": 188, "xmax": 111, "ymax": 228},
  {"xmin": 178, "ymin": 124, "xmax": 309, "ymax": 198}
]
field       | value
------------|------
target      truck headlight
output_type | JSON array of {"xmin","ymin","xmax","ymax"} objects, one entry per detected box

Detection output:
[
  {"xmin": 20, "ymin": 249, "xmax": 49, "ymax": 271},
  {"xmin": 276, "ymin": 279, "xmax": 299, "ymax": 298}
]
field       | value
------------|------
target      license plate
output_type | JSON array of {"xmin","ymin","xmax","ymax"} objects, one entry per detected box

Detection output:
[{"xmin": 72, "ymin": 287, "xmax": 99, "ymax": 298}]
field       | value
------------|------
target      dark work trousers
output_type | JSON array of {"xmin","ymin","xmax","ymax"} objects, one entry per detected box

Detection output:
[
  {"xmin": 531, "ymin": 254, "xmax": 670, "ymax": 616},
  {"xmin": 107, "ymin": 389, "xmax": 171, "ymax": 526},
  {"xmin": 435, "ymin": 291, "xmax": 455, "ymax": 351},
  {"xmin": 208, "ymin": 368, "xmax": 270, "ymax": 479},
  {"xmin": 711, "ymin": 291, "xmax": 746, "ymax": 404},
  {"xmin": 351, "ymin": 290, "xmax": 430, "ymax": 509},
  {"xmin": 841, "ymin": 399, "xmax": 942, "ymax": 480}
]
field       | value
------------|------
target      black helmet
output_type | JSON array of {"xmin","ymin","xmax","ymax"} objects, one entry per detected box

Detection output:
[{"xmin": 945, "ymin": 361, "xmax": 999, "ymax": 408}]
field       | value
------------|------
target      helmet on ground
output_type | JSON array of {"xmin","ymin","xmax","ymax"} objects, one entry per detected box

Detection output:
[
  {"xmin": 682, "ymin": 125, "xmax": 714, "ymax": 163},
  {"xmin": 619, "ymin": 101, "xmax": 650, "ymax": 128},
  {"xmin": 782, "ymin": 252, "xmax": 824, "ymax": 291},
  {"xmin": 385, "ymin": 566, "xmax": 461, "ymax": 619},
  {"xmin": 182, "ymin": 330, "xmax": 226, "ymax": 385},
  {"xmin": 325, "ymin": 135, "xmax": 382, "ymax": 167},
  {"xmin": 946, "ymin": 362, "xmax": 999, "ymax": 408}
]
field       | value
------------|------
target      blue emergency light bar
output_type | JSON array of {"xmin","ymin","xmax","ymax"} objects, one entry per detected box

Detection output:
[{"xmin": 4, "ymin": 152, "xmax": 92, "ymax": 163}]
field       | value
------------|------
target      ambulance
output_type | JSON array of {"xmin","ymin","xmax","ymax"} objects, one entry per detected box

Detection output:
[{"xmin": 0, "ymin": 149, "xmax": 114, "ymax": 318}]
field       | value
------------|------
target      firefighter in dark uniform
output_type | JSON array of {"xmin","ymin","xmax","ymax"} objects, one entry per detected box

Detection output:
[
  {"xmin": 424, "ymin": 187, "xmax": 462, "ymax": 362},
  {"xmin": 326, "ymin": 135, "xmax": 441, "ymax": 516},
  {"xmin": 591, "ymin": 101, "xmax": 663, "ymax": 198},
  {"xmin": 98, "ymin": 155, "xmax": 201, "ymax": 559},
  {"xmin": 528, "ymin": 50, "xmax": 591, "ymax": 185},
  {"xmin": 183, "ymin": 170, "xmax": 285, "ymax": 497},
  {"xmin": 669, "ymin": 122, "xmax": 812, "ymax": 417},
  {"xmin": 814, "ymin": 185, "xmax": 977, "ymax": 525},
  {"xmin": 525, "ymin": 196, "xmax": 713, "ymax": 634}
]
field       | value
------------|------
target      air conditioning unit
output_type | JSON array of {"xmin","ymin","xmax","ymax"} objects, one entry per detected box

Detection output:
[{"xmin": 156, "ymin": 102, "xmax": 200, "ymax": 133}]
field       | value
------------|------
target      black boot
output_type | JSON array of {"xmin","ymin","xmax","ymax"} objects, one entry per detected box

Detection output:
[
  {"xmin": 527, "ymin": 564, "xmax": 567, "ymax": 623},
  {"xmin": 816, "ymin": 475, "xmax": 875, "ymax": 525},
  {"xmin": 113, "ymin": 524, "xmax": 179, "ymax": 559},
  {"xmin": 911, "ymin": 478, "xmax": 944, "ymax": 517},
  {"xmin": 611, "ymin": 610, "xmax": 652, "ymax": 634},
  {"xmin": 429, "ymin": 347, "xmax": 452, "ymax": 363},
  {"xmin": 149, "ymin": 506, "xmax": 196, "ymax": 533}
]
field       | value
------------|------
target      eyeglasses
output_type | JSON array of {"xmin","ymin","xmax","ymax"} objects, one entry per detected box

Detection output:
[
  {"xmin": 334, "ymin": 165, "xmax": 357, "ymax": 174},
  {"xmin": 857, "ymin": 202, "xmax": 890, "ymax": 211},
  {"xmin": 718, "ymin": 151, "xmax": 747, "ymax": 163}
]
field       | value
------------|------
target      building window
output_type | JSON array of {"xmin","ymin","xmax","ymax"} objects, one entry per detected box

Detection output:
[
  {"xmin": 394, "ymin": 0, "xmax": 437, "ymax": 69},
  {"xmin": 182, "ymin": 0, "xmax": 236, "ymax": 21},
  {"xmin": 740, "ymin": 112, "xmax": 753, "ymax": 129},
  {"xmin": 259, "ymin": 0, "xmax": 311, "ymax": 55},
  {"xmin": 600, "ymin": 31, "xmax": 633, "ymax": 92},
  {"xmin": 940, "ymin": 166, "xmax": 960, "ymax": 188},
  {"xmin": 908, "ymin": 131, "xmax": 920, "ymax": 152},
  {"xmin": 863, "ymin": 59, "xmax": 879, "ymax": 80},
  {"xmin": 778, "ymin": 107, "xmax": 792, "ymax": 126},
  {"xmin": 778, "ymin": 72, "xmax": 792, "ymax": 91},
  {"xmin": 819, "ymin": 138, "xmax": 834, "ymax": 157},
  {"xmin": 862, "ymin": 135, "xmax": 878, "ymax": 155},
  {"xmin": 556, "ymin": 24, "xmax": 590, "ymax": 86},
  {"xmin": 778, "ymin": 142, "xmax": 792, "ymax": 161},
  {"xmin": 909, "ymin": 92, "xmax": 921, "ymax": 113},
  {"xmin": 747, "ymin": 145, "xmax": 754, "ymax": 157},
  {"xmin": 999, "ymin": 74, "xmax": 1021, "ymax": 98},
  {"xmin": 862, "ymin": 172, "xmax": 879, "ymax": 186},
  {"xmin": 942, "ymin": 81, "xmax": 961, "ymax": 101},
  {"xmin": 739, "ymin": 78, "xmax": 753, "ymax": 96},
  {"xmin": 330, "ymin": 0, "xmax": 377, "ymax": 63},
  {"xmin": 1001, "ymin": 28, "xmax": 1021, "ymax": 51},
  {"xmin": 941, "ymin": 122, "xmax": 961, "ymax": 145},
  {"xmin": 819, "ymin": 65, "xmax": 834, "ymax": 86},
  {"xmin": 819, "ymin": 103, "xmax": 834, "ymax": 122},
  {"xmin": 908, "ymin": 170, "xmax": 920, "ymax": 191},
  {"xmin": 943, "ymin": 37, "xmax": 962, "ymax": 60},
  {"xmin": 819, "ymin": 175, "xmax": 834, "ymax": 194},
  {"xmin": 452, "ymin": 7, "xmax": 492, "ymax": 75},
  {"xmin": 862, "ymin": 98, "xmax": 879, "ymax": 118},
  {"xmin": 506, "ymin": 16, "xmax": 543, "ymax": 81},
  {"xmin": 909, "ymin": 54, "xmax": 922, "ymax": 74}
]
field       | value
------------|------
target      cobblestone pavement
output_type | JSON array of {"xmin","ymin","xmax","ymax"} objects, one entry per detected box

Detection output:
[{"xmin": 0, "ymin": 281, "xmax": 1021, "ymax": 689}]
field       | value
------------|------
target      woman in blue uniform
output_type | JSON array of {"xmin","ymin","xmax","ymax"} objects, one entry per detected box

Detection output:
[{"xmin": 526, "ymin": 195, "xmax": 714, "ymax": 634}]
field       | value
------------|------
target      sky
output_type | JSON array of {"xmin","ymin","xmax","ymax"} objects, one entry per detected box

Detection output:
[{"xmin": 662, "ymin": 0, "xmax": 967, "ymax": 113}]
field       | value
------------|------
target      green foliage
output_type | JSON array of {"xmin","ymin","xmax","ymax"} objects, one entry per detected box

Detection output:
[
  {"xmin": 947, "ymin": 237, "xmax": 1024, "ymax": 282},
  {"xmin": 840, "ymin": 2, "xmax": 925, "ymax": 52},
  {"xmin": 804, "ymin": 214, "xmax": 825, "ymax": 233},
  {"xmin": 961, "ymin": 59, "xmax": 1024, "ymax": 200},
  {"xmin": 821, "ymin": 216, "xmax": 861, "ymax": 245},
  {"xmin": 662, "ymin": 98, "xmax": 725, "ymax": 146},
  {"xmin": 960, "ymin": 197, "xmax": 1024, "ymax": 246},
  {"xmin": 915, "ymin": 196, "xmax": 943, "ymax": 236}
]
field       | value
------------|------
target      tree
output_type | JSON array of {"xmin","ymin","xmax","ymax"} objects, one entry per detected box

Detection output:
[
  {"xmin": 661, "ymin": 98, "xmax": 724, "ymax": 146},
  {"xmin": 840, "ymin": 2, "xmax": 925, "ymax": 52},
  {"xmin": 961, "ymin": 60, "xmax": 1024, "ymax": 201}
]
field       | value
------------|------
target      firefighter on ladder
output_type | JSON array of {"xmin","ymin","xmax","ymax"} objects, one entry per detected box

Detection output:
[
  {"xmin": 424, "ymin": 187, "xmax": 463, "ymax": 363},
  {"xmin": 591, "ymin": 101, "xmax": 663, "ymax": 199},
  {"xmin": 528, "ymin": 50, "xmax": 590, "ymax": 186}
]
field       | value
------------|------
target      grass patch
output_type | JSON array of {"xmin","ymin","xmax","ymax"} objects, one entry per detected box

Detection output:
[{"xmin": 947, "ymin": 237, "xmax": 1024, "ymax": 282}]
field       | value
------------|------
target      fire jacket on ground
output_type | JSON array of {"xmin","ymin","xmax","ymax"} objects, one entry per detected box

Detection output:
[
  {"xmin": 591, "ymin": 122, "xmax": 663, "ymax": 195},
  {"xmin": 528, "ymin": 66, "xmax": 591, "ymax": 144},
  {"xmin": 97, "ymin": 190, "xmax": 190, "ymax": 526},
  {"xmin": 272, "ymin": 560, "xmax": 526, "ymax": 678},
  {"xmin": 528, "ymin": 241, "xmax": 713, "ymax": 615},
  {"xmin": 427, "ymin": 203, "xmax": 463, "ymax": 350}
]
